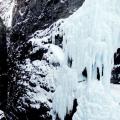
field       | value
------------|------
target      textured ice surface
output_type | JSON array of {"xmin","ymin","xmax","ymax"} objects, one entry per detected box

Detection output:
[{"xmin": 50, "ymin": 0, "xmax": 120, "ymax": 119}]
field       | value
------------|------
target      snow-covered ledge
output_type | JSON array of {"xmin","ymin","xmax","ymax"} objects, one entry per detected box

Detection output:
[{"xmin": 0, "ymin": 110, "xmax": 5, "ymax": 120}]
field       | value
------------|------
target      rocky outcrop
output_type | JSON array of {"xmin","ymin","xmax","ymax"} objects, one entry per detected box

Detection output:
[
  {"xmin": 11, "ymin": 0, "xmax": 85, "ymax": 41},
  {"xmin": 111, "ymin": 48, "xmax": 120, "ymax": 84}
]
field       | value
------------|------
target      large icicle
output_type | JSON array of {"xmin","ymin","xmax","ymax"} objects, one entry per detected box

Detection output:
[{"xmin": 52, "ymin": 66, "xmax": 77, "ymax": 120}]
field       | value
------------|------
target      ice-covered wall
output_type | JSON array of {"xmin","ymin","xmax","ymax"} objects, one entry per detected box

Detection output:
[
  {"xmin": 61, "ymin": 0, "xmax": 120, "ymax": 85},
  {"xmin": 50, "ymin": 0, "xmax": 120, "ymax": 119}
]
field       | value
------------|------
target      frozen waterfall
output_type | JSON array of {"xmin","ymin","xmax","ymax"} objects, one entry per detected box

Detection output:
[
  {"xmin": 29, "ymin": 0, "xmax": 120, "ymax": 119},
  {"xmin": 51, "ymin": 0, "xmax": 120, "ymax": 120}
]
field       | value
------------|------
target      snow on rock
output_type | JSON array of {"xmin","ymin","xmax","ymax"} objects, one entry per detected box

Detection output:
[
  {"xmin": 48, "ymin": 44, "xmax": 65, "ymax": 65},
  {"xmin": 0, "ymin": 110, "xmax": 5, "ymax": 119},
  {"xmin": 18, "ymin": 58, "xmax": 56, "ymax": 110},
  {"xmin": 16, "ymin": 27, "xmax": 66, "ymax": 117},
  {"xmin": 0, "ymin": 0, "xmax": 14, "ymax": 27}
]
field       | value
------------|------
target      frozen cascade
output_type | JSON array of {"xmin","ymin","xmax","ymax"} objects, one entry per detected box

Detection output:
[
  {"xmin": 61, "ymin": 0, "xmax": 120, "ymax": 85},
  {"xmin": 51, "ymin": 0, "xmax": 120, "ymax": 120}
]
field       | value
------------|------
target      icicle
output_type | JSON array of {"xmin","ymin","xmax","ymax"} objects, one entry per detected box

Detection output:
[{"xmin": 52, "ymin": 66, "xmax": 77, "ymax": 120}]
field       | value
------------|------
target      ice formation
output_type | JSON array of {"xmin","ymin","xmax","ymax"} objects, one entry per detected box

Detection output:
[
  {"xmin": 61, "ymin": 0, "xmax": 120, "ymax": 84},
  {"xmin": 51, "ymin": 0, "xmax": 120, "ymax": 119},
  {"xmin": 52, "ymin": 66, "xmax": 77, "ymax": 120}
]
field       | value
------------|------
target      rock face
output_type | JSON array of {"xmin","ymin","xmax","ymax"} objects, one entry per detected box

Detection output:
[
  {"xmin": 7, "ymin": 0, "xmax": 85, "ymax": 120},
  {"xmin": 111, "ymin": 48, "xmax": 120, "ymax": 84},
  {"xmin": 0, "ymin": 17, "xmax": 7, "ymax": 109},
  {"xmin": 11, "ymin": 0, "xmax": 85, "ymax": 41},
  {"xmin": 0, "ymin": 18, "xmax": 6, "ymax": 73}
]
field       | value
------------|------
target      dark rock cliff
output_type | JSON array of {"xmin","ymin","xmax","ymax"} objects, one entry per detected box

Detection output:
[
  {"xmin": 111, "ymin": 48, "xmax": 120, "ymax": 84},
  {"xmin": 0, "ymin": 17, "xmax": 7, "ymax": 110},
  {"xmin": 11, "ymin": 0, "xmax": 85, "ymax": 41}
]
